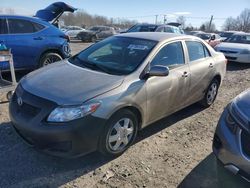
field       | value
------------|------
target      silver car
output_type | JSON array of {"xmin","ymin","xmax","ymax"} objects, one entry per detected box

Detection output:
[
  {"xmin": 9, "ymin": 33, "xmax": 227, "ymax": 157},
  {"xmin": 213, "ymin": 89, "xmax": 250, "ymax": 181}
]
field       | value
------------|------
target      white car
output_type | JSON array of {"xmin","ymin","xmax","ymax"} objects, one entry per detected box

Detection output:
[
  {"xmin": 215, "ymin": 33, "xmax": 250, "ymax": 63},
  {"xmin": 64, "ymin": 26, "xmax": 86, "ymax": 39}
]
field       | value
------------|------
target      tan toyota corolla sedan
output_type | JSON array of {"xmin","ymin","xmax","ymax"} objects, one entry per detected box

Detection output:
[{"xmin": 10, "ymin": 32, "xmax": 227, "ymax": 157}]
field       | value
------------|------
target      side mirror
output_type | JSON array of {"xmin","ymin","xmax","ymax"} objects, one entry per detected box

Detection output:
[{"xmin": 147, "ymin": 65, "xmax": 169, "ymax": 77}]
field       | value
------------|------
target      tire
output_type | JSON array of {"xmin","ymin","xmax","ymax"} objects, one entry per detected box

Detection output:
[
  {"xmin": 98, "ymin": 109, "xmax": 138, "ymax": 157},
  {"xmin": 200, "ymin": 79, "xmax": 219, "ymax": 107},
  {"xmin": 39, "ymin": 52, "xmax": 63, "ymax": 67}
]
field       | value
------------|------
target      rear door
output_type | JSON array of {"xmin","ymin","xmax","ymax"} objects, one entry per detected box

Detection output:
[
  {"xmin": 184, "ymin": 40, "xmax": 215, "ymax": 104},
  {"xmin": 5, "ymin": 18, "xmax": 45, "ymax": 68},
  {"xmin": 146, "ymin": 41, "xmax": 191, "ymax": 123}
]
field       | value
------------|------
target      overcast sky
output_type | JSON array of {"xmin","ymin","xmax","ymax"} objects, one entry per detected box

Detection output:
[{"xmin": 1, "ymin": 0, "xmax": 249, "ymax": 30}]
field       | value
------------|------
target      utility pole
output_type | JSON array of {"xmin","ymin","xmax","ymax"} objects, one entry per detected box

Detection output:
[
  {"xmin": 155, "ymin": 15, "xmax": 158, "ymax": 24},
  {"xmin": 208, "ymin": 15, "xmax": 214, "ymax": 32},
  {"xmin": 163, "ymin": 15, "xmax": 167, "ymax": 24}
]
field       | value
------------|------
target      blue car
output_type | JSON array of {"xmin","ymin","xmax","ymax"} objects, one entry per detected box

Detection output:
[{"xmin": 0, "ymin": 2, "xmax": 76, "ymax": 70}]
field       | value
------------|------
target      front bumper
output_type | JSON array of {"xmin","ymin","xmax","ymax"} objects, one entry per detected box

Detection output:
[
  {"xmin": 224, "ymin": 54, "xmax": 250, "ymax": 63},
  {"xmin": 213, "ymin": 108, "xmax": 250, "ymax": 181},
  {"xmin": 9, "ymin": 86, "xmax": 106, "ymax": 157}
]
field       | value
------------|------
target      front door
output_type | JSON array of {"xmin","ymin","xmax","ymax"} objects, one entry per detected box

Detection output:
[{"xmin": 145, "ymin": 41, "xmax": 190, "ymax": 124}]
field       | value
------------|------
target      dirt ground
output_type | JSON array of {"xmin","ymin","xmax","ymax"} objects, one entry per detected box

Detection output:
[{"xmin": 0, "ymin": 41, "xmax": 250, "ymax": 188}]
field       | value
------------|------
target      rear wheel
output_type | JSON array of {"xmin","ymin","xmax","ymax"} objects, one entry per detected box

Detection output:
[
  {"xmin": 200, "ymin": 79, "xmax": 219, "ymax": 107},
  {"xmin": 99, "ymin": 109, "xmax": 138, "ymax": 157},
  {"xmin": 39, "ymin": 52, "xmax": 62, "ymax": 67}
]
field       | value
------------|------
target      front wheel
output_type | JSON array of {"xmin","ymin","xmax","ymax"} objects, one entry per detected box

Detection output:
[
  {"xmin": 200, "ymin": 79, "xmax": 219, "ymax": 107},
  {"xmin": 98, "ymin": 109, "xmax": 138, "ymax": 157}
]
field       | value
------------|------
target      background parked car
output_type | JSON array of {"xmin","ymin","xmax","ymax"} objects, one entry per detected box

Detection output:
[
  {"xmin": 63, "ymin": 26, "xmax": 85, "ymax": 39},
  {"xmin": 77, "ymin": 26, "xmax": 117, "ymax": 42},
  {"xmin": 0, "ymin": 2, "xmax": 76, "ymax": 70},
  {"xmin": 218, "ymin": 31, "xmax": 240, "ymax": 41},
  {"xmin": 126, "ymin": 24, "xmax": 184, "ymax": 34},
  {"xmin": 195, "ymin": 33, "xmax": 222, "ymax": 48},
  {"xmin": 213, "ymin": 89, "xmax": 250, "ymax": 182},
  {"xmin": 215, "ymin": 33, "xmax": 250, "ymax": 63}
]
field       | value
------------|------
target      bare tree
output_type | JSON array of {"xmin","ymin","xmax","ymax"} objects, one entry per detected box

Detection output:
[
  {"xmin": 237, "ymin": 8, "xmax": 250, "ymax": 32},
  {"xmin": 199, "ymin": 21, "xmax": 216, "ymax": 32},
  {"xmin": 223, "ymin": 17, "xmax": 238, "ymax": 31},
  {"xmin": 60, "ymin": 9, "xmax": 136, "ymax": 29},
  {"xmin": 176, "ymin": 16, "xmax": 186, "ymax": 29},
  {"xmin": 223, "ymin": 9, "xmax": 250, "ymax": 32}
]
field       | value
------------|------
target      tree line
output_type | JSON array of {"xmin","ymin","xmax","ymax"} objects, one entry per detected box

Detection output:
[{"xmin": 60, "ymin": 10, "xmax": 137, "ymax": 29}]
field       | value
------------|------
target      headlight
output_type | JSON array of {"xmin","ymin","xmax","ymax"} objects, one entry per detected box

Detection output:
[
  {"xmin": 240, "ymin": 49, "xmax": 250, "ymax": 54},
  {"xmin": 47, "ymin": 102, "xmax": 101, "ymax": 122}
]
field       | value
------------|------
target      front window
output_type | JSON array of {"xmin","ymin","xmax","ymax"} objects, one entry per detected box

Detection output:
[
  {"xmin": 226, "ymin": 34, "xmax": 250, "ymax": 44},
  {"xmin": 68, "ymin": 36, "xmax": 157, "ymax": 75},
  {"xmin": 151, "ymin": 41, "xmax": 185, "ymax": 69}
]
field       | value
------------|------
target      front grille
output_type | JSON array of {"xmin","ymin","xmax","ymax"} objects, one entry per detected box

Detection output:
[
  {"xmin": 241, "ymin": 130, "xmax": 250, "ymax": 158},
  {"xmin": 220, "ymin": 50, "xmax": 238, "ymax": 54},
  {"xmin": 225, "ymin": 56, "xmax": 237, "ymax": 60},
  {"xmin": 11, "ymin": 84, "xmax": 57, "ymax": 119},
  {"xmin": 12, "ymin": 93, "xmax": 40, "ymax": 117}
]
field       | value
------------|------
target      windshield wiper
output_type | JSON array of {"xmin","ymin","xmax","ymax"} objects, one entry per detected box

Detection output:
[{"xmin": 75, "ymin": 57, "xmax": 112, "ymax": 74}]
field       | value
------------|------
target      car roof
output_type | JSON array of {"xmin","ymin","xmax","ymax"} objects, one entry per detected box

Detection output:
[
  {"xmin": 0, "ymin": 14, "xmax": 51, "ymax": 25},
  {"xmin": 117, "ymin": 32, "xmax": 194, "ymax": 42}
]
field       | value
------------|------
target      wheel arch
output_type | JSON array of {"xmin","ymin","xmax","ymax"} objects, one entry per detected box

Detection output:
[{"xmin": 108, "ymin": 105, "xmax": 143, "ymax": 130}]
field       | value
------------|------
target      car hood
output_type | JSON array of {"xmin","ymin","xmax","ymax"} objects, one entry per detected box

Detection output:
[
  {"xmin": 35, "ymin": 2, "xmax": 77, "ymax": 23},
  {"xmin": 231, "ymin": 89, "xmax": 250, "ymax": 128},
  {"xmin": 216, "ymin": 42, "xmax": 250, "ymax": 51},
  {"xmin": 20, "ymin": 61, "xmax": 124, "ymax": 105}
]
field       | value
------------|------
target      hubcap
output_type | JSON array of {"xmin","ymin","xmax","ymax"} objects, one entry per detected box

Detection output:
[
  {"xmin": 43, "ymin": 55, "xmax": 62, "ymax": 66},
  {"xmin": 108, "ymin": 118, "xmax": 134, "ymax": 151},
  {"xmin": 207, "ymin": 83, "xmax": 217, "ymax": 105}
]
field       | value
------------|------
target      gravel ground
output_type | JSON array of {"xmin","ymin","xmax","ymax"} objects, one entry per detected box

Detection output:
[{"xmin": 0, "ymin": 41, "xmax": 250, "ymax": 188}]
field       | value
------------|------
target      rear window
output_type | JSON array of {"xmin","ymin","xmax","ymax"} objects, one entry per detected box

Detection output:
[
  {"xmin": 0, "ymin": 19, "xmax": 8, "ymax": 34},
  {"xmin": 186, "ymin": 41, "xmax": 211, "ymax": 62},
  {"xmin": 8, "ymin": 19, "xmax": 45, "ymax": 34}
]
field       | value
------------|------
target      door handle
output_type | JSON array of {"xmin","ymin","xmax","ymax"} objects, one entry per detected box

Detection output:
[
  {"xmin": 209, "ymin": 63, "xmax": 214, "ymax": 68},
  {"xmin": 182, "ymin": 71, "xmax": 189, "ymax": 78}
]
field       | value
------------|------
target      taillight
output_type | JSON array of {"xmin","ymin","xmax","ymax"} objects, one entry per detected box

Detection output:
[{"xmin": 60, "ymin": 35, "xmax": 70, "ymax": 42}]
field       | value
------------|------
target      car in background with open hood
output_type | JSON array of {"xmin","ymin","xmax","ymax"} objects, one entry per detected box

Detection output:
[{"xmin": 0, "ymin": 2, "xmax": 76, "ymax": 70}]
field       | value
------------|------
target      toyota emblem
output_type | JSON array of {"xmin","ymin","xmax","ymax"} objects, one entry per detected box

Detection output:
[{"xmin": 17, "ymin": 97, "xmax": 23, "ymax": 106}]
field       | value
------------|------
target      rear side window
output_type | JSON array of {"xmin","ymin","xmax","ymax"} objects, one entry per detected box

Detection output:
[
  {"xmin": 8, "ymin": 19, "xmax": 44, "ymax": 34},
  {"xmin": 151, "ymin": 41, "xmax": 185, "ymax": 69},
  {"xmin": 0, "ymin": 19, "xmax": 8, "ymax": 34},
  {"xmin": 186, "ymin": 41, "xmax": 210, "ymax": 62}
]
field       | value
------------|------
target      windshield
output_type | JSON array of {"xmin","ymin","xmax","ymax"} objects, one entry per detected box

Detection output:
[
  {"xmin": 89, "ymin": 27, "xmax": 102, "ymax": 31},
  {"xmin": 219, "ymin": 32, "xmax": 234, "ymax": 38},
  {"xmin": 196, "ymin": 33, "xmax": 211, "ymax": 40},
  {"xmin": 68, "ymin": 36, "xmax": 157, "ymax": 75},
  {"xmin": 226, "ymin": 34, "xmax": 250, "ymax": 44},
  {"xmin": 127, "ymin": 25, "xmax": 158, "ymax": 32}
]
